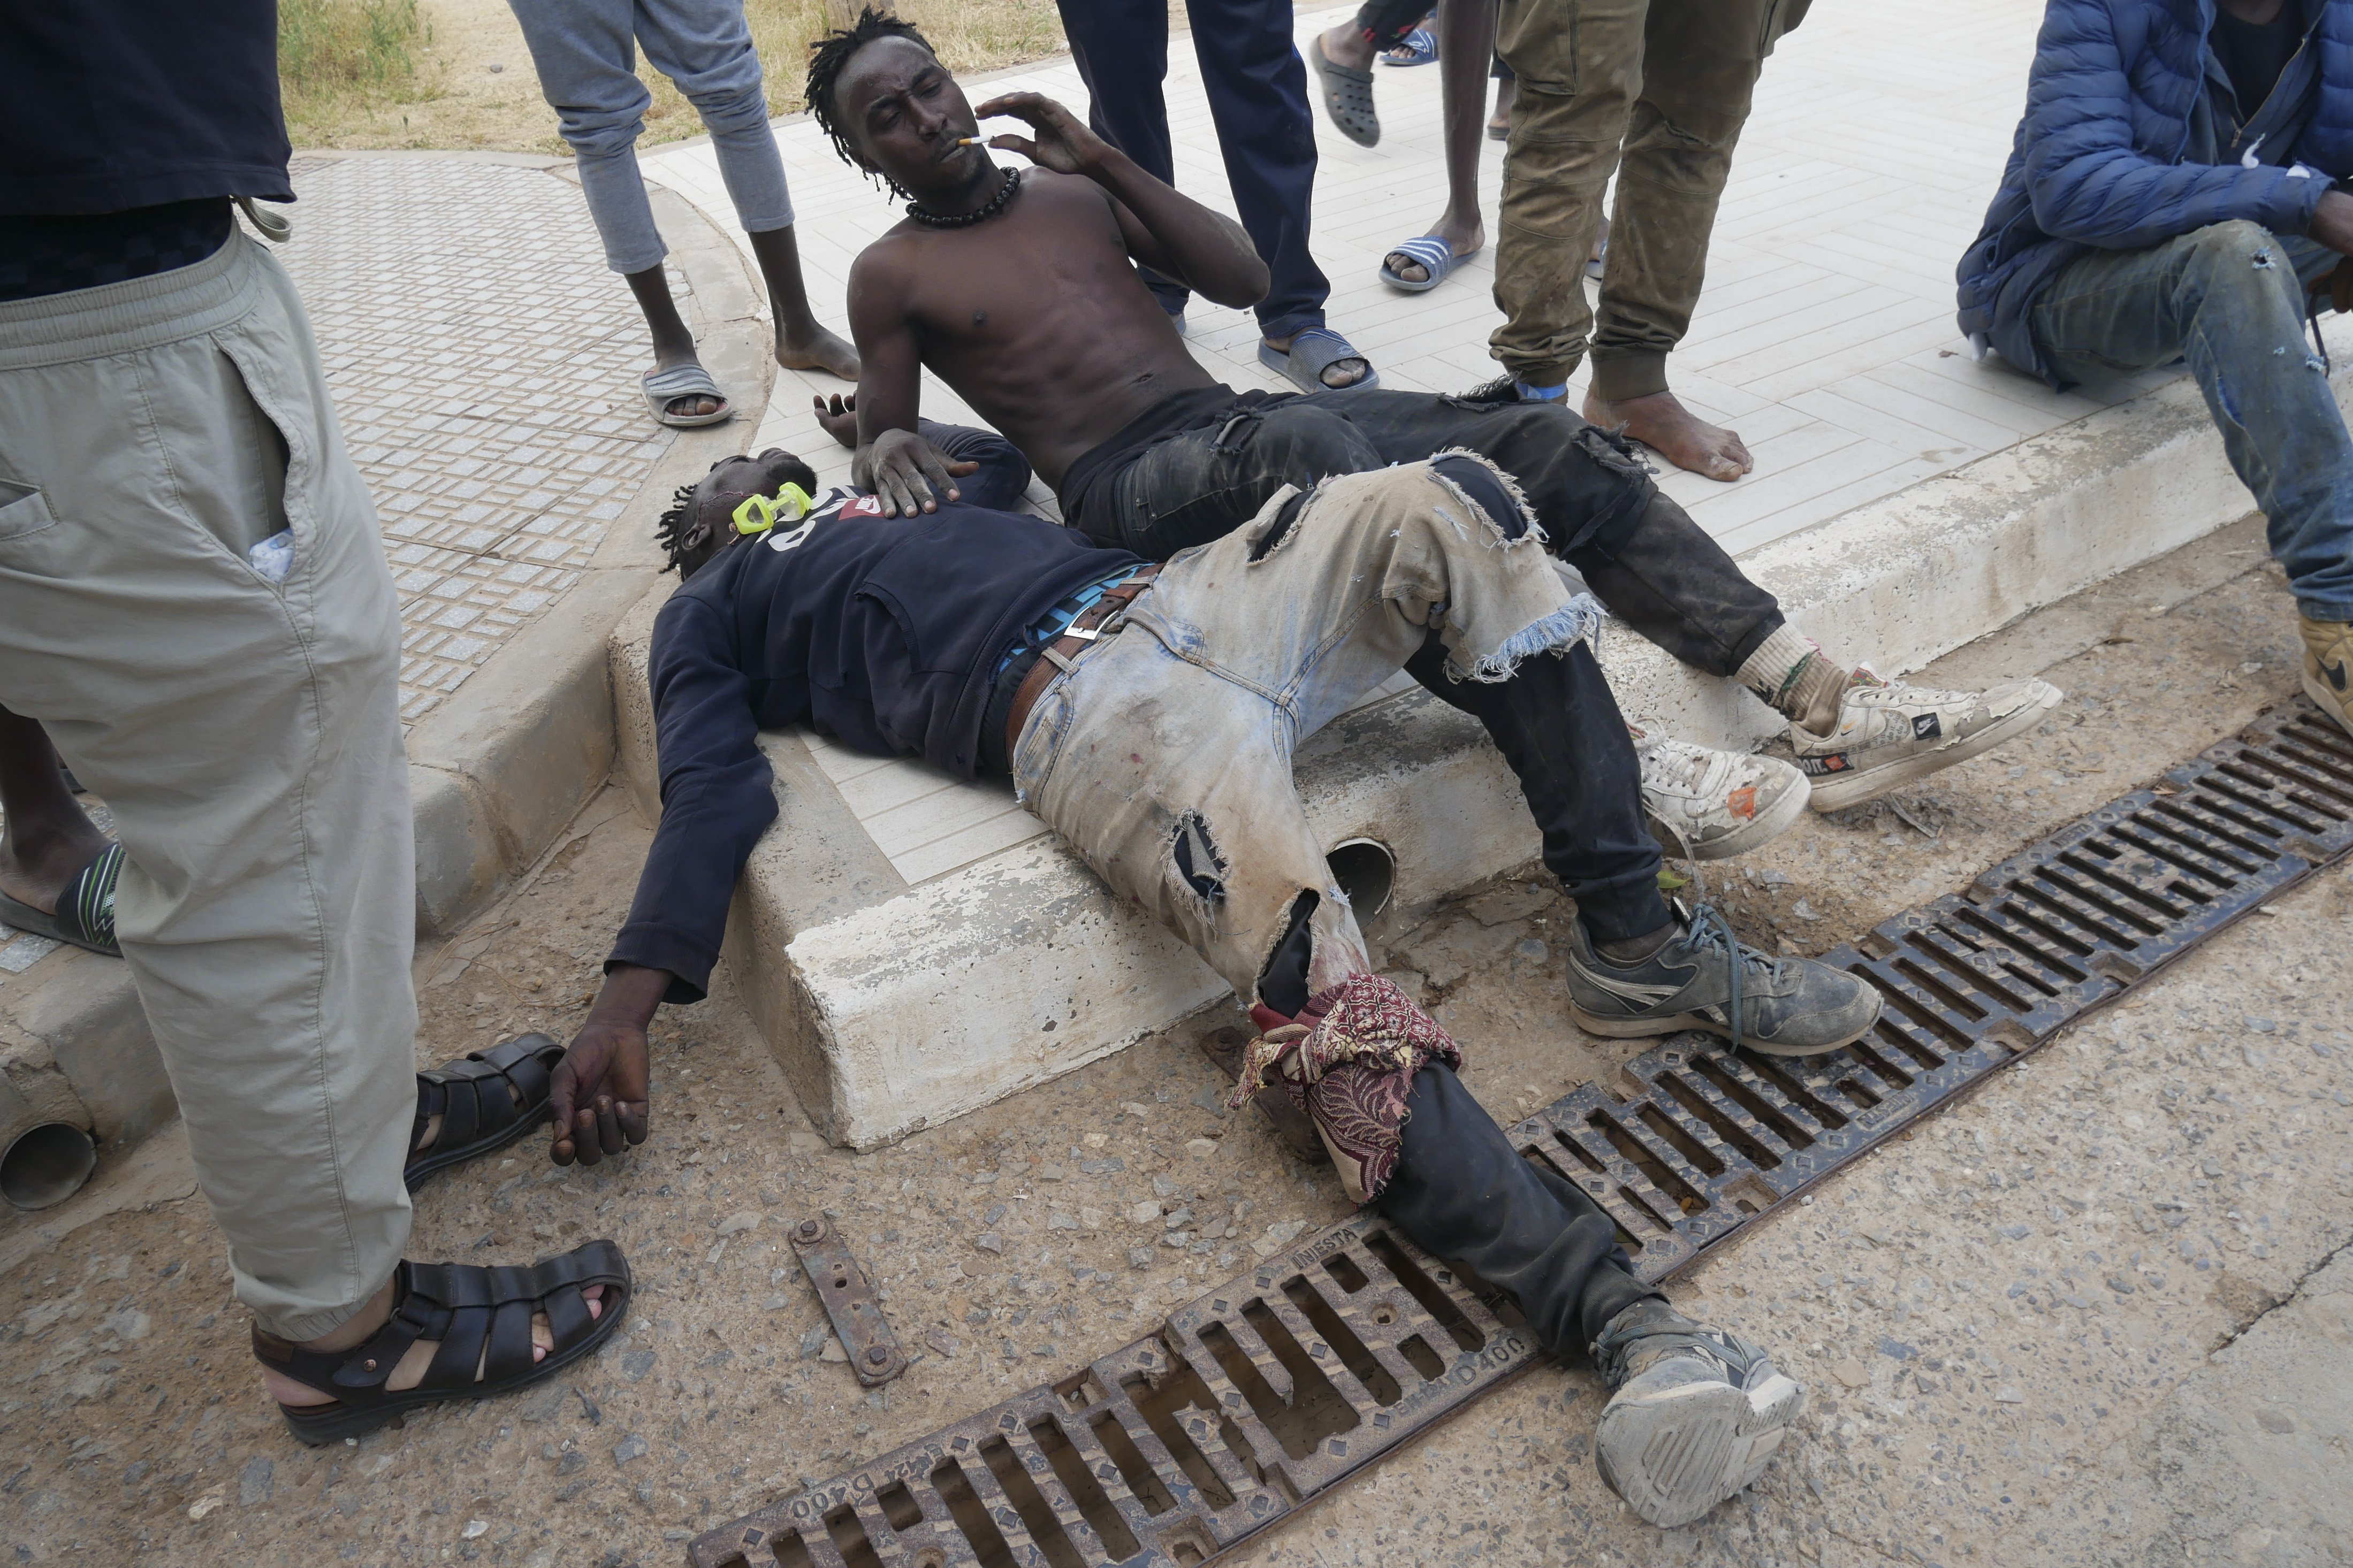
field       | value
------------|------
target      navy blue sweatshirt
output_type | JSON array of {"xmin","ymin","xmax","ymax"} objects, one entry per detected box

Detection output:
[{"xmin": 607, "ymin": 432, "xmax": 1140, "ymax": 1001}]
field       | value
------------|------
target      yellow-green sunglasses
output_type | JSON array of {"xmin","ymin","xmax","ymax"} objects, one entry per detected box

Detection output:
[{"xmin": 732, "ymin": 483, "xmax": 816, "ymax": 536}]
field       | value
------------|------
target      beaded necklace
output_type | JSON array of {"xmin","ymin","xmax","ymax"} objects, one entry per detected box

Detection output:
[{"xmin": 907, "ymin": 167, "xmax": 1023, "ymax": 228}]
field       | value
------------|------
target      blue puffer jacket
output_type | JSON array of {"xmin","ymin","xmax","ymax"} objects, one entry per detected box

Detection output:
[{"xmin": 1958, "ymin": 0, "xmax": 2353, "ymax": 385}]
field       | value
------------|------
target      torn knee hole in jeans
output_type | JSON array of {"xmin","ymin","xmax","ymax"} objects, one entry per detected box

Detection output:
[
  {"xmin": 1169, "ymin": 810, "xmax": 1228, "ymax": 921},
  {"xmin": 1248, "ymin": 487, "xmax": 1313, "ymax": 562},
  {"xmin": 1429, "ymin": 450, "xmax": 1542, "ymax": 544},
  {"xmin": 1255, "ymin": 890, "xmax": 1320, "ymax": 1018}
]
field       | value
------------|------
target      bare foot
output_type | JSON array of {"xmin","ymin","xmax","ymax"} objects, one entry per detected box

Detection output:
[
  {"xmin": 651, "ymin": 345, "xmax": 722, "ymax": 422},
  {"xmin": 262, "ymin": 1279, "xmax": 607, "ymax": 1408},
  {"xmin": 812, "ymin": 392, "xmax": 859, "ymax": 449},
  {"xmin": 1584, "ymin": 387, "xmax": 1753, "ymax": 481},
  {"xmin": 1384, "ymin": 214, "xmax": 1484, "ymax": 285},
  {"xmin": 0, "ymin": 813, "xmax": 109, "ymax": 916},
  {"xmin": 780, "ymin": 324, "xmax": 860, "ymax": 382},
  {"xmin": 1319, "ymin": 21, "xmax": 1377, "ymax": 72}
]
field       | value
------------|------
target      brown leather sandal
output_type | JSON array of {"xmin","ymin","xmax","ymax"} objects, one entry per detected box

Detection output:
[
  {"xmin": 253, "ymin": 1240, "xmax": 631, "ymax": 1444},
  {"xmin": 406, "ymin": 1034, "xmax": 565, "ymax": 1192}
]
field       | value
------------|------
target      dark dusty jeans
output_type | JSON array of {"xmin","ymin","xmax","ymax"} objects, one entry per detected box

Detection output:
[
  {"xmin": 2031, "ymin": 221, "xmax": 2353, "ymax": 621},
  {"xmin": 1379, "ymin": 1061, "xmax": 1653, "ymax": 1359},
  {"xmin": 1056, "ymin": 0, "xmax": 1330, "ymax": 338},
  {"xmin": 1405, "ymin": 630, "xmax": 1670, "ymax": 942},
  {"xmin": 1067, "ymin": 386, "xmax": 1788, "ymax": 677}
]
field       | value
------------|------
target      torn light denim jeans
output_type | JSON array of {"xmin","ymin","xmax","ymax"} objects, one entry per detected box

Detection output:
[
  {"xmin": 2029, "ymin": 221, "xmax": 2353, "ymax": 622},
  {"xmin": 1014, "ymin": 457, "xmax": 1669, "ymax": 1013}
]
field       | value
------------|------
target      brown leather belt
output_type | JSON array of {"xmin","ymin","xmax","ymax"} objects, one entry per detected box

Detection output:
[{"xmin": 1005, "ymin": 564, "xmax": 1161, "ymax": 759}]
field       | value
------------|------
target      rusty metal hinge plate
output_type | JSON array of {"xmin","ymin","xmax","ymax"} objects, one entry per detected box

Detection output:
[{"xmin": 790, "ymin": 1217, "xmax": 907, "ymax": 1387}]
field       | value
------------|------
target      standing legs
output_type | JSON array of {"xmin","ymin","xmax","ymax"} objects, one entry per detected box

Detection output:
[{"xmin": 0, "ymin": 703, "xmax": 110, "ymax": 920}]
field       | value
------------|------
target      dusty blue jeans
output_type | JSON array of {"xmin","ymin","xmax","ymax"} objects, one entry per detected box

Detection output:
[
  {"xmin": 2030, "ymin": 220, "xmax": 2353, "ymax": 622},
  {"xmin": 508, "ymin": 0, "xmax": 794, "ymax": 274}
]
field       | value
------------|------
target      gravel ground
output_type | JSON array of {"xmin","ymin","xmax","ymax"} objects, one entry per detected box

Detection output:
[{"xmin": 4, "ymin": 535, "xmax": 2348, "ymax": 1568}]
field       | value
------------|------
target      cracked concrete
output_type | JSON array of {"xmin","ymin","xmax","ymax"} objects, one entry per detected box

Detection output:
[{"xmin": 1, "ymin": 529, "xmax": 2347, "ymax": 1567}]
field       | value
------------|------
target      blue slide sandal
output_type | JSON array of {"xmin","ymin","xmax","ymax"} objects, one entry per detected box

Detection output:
[
  {"xmin": 1382, "ymin": 26, "xmax": 1439, "ymax": 66},
  {"xmin": 1380, "ymin": 234, "xmax": 1472, "ymax": 293}
]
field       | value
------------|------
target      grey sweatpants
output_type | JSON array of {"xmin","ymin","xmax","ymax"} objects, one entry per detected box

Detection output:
[
  {"xmin": 0, "ymin": 232, "xmax": 417, "ymax": 1341},
  {"xmin": 508, "ymin": 0, "xmax": 796, "ymax": 274}
]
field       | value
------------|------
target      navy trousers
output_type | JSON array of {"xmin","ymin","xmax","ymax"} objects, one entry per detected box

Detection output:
[{"xmin": 1056, "ymin": 0, "xmax": 1330, "ymax": 339}]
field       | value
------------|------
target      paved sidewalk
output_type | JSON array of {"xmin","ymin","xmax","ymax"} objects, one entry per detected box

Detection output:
[
  {"xmin": 0, "ymin": 153, "xmax": 705, "ymax": 1044},
  {"xmin": 642, "ymin": 0, "xmax": 2164, "ymax": 559},
  {"xmin": 279, "ymin": 155, "xmax": 676, "ymax": 731}
]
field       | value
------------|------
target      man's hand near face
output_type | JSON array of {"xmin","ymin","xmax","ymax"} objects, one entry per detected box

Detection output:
[
  {"xmin": 972, "ymin": 91, "xmax": 1113, "ymax": 177},
  {"xmin": 549, "ymin": 964, "xmax": 669, "ymax": 1165}
]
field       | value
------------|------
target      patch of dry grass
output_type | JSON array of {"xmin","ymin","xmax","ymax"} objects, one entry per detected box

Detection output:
[
  {"xmin": 283, "ymin": 0, "xmax": 1068, "ymax": 153},
  {"xmin": 280, "ymin": 0, "xmax": 438, "ymax": 134}
]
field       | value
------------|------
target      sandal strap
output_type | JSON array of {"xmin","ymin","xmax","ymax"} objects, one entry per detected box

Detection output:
[
  {"xmin": 54, "ymin": 843, "xmax": 123, "ymax": 948},
  {"xmin": 642, "ymin": 362, "xmax": 724, "ymax": 399},
  {"xmin": 1387, "ymin": 235, "xmax": 1456, "ymax": 272},
  {"xmin": 412, "ymin": 1034, "xmax": 560, "ymax": 1154},
  {"xmin": 253, "ymin": 1242, "xmax": 630, "ymax": 1400}
]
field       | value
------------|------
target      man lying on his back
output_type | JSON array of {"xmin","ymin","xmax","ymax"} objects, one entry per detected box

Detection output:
[
  {"xmin": 546, "ymin": 434, "xmax": 1869, "ymax": 1527},
  {"xmin": 802, "ymin": 7, "xmax": 2064, "ymax": 854}
]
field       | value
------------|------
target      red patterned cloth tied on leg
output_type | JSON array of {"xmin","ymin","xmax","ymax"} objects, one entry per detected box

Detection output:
[{"xmin": 1228, "ymin": 972, "xmax": 1463, "ymax": 1205}]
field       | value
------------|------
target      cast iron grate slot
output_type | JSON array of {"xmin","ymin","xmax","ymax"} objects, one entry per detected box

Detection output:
[{"xmin": 691, "ymin": 700, "xmax": 2353, "ymax": 1568}]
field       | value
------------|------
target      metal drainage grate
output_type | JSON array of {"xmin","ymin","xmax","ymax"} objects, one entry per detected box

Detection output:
[
  {"xmin": 691, "ymin": 700, "xmax": 2353, "ymax": 1568},
  {"xmin": 692, "ymin": 1211, "xmax": 1533, "ymax": 1568}
]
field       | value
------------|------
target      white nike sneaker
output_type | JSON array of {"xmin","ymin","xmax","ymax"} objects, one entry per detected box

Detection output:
[
  {"xmin": 1792, "ymin": 669, "xmax": 2062, "ymax": 812},
  {"xmin": 1635, "ymin": 729, "xmax": 1810, "ymax": 860}
]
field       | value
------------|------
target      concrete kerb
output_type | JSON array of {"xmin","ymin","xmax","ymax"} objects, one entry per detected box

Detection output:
[
  {"xmin": 408, "ymin": 175, "xmax": 775, "ymax": 933},
  {"xmin": 0, "ymin": 162, "xmax": 773, "ymax": 1180},
  {"xmin": 638, "ymin": 336, "xmax": 2353, "ymax": 1150},
  {"xmin": 1589, "ymin": 338, "xmax": 2353, "ymax": 750}
]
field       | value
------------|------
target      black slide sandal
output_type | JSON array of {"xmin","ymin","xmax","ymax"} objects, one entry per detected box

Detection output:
[
  {"xmin": 406, "ymin": 1034, "xmax": 566, "ymax": 1192},
  {"xmin": 0, "ymin": 842, "xmax": 124, "ymax": 958},
  {"xmin": 253, "ymin": 1241, "xmax": 631, "ymax": 1445}
]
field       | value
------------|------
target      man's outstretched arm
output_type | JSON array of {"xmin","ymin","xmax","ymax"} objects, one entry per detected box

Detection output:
[
  {"xmin": 552, "ymin": 594, "xmax": 781, "ymax": 1164},
  {"xmin": 977, "ymin": 91, "xmax": 1269, "ymax": 308},
  {"xmin": 846, "ymin": 247, "xmax": 983, "ymax": 517}
]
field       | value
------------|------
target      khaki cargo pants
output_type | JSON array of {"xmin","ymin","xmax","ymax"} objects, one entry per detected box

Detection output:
[
  {"xmin": 0, "ymin": 232, "xmax": 417, "ymax": 1341},
  {"xmin": 1492, "ymin": 0, "xmax": 1808, "ymax": 395}
]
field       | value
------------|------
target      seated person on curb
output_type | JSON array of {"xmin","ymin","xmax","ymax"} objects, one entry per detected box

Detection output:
[
  {"xmin": 546, "ymin": 437, "xmax": 1877, "ymax": 1526},
  {"xmin": 1960, "ymin": 0, "xmax": 2353, "ymax": 736},
  {"xmin": 800, "ymin": 9, "xmax": 2063, "ymax": 852}
]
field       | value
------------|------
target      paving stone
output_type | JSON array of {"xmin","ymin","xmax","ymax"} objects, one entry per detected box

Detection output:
[{"xmin": 278, "ymin": 158, "xmax": 672, "ymax": 733}]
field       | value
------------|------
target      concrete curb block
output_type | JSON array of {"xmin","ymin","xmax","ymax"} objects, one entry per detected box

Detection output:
[
  {"xmin": 1596, "ymin": 340, "xmax": 2353, "ymax": 749},
  {"xmin": 1, "ymin": 166, "xmax": 774, "ymax": 1161},
  {"xmin": 644, "ymin": 348, "xmax": 2350, "ymax": 1146}
]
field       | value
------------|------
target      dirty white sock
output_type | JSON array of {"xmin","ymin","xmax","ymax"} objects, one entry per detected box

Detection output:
[{"xmin": 1737, "ymin": 623, "xmax": 1849, "ymax": 732}]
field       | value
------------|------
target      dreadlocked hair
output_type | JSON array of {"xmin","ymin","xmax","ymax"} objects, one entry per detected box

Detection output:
[
  {"xmin": 653, "ymin": 479, "xmax": 700, "ymax": 576},
  {"xmin": 806, "ymin": 6, "xmax": 937, "ymax": 198}
]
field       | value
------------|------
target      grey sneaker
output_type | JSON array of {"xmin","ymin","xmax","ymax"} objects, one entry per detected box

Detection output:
[
  {"xmin": 1635, "ymin": 729, "xmax": 1810, "ymax": 861},
  {"xmin": 1593, "ymin": 1299, "xmax": 1807, "ymax": 1528},
  {"xmin": 1564, "ymin": 904, "xmax": 1880, "ymax": 1055},
  {"xmin": 1791, "ymin": 668, "xmax": 2062, "ymax": 812}
]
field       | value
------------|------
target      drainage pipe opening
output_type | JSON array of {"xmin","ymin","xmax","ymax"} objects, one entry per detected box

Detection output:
[
  {"xmin": 2, "ymin": 1122, "xmax": 96, "ymax": 1211},
  {"xmin": 1326, "ymin": 839, "xmax": 1396, "ymax": 917}
]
